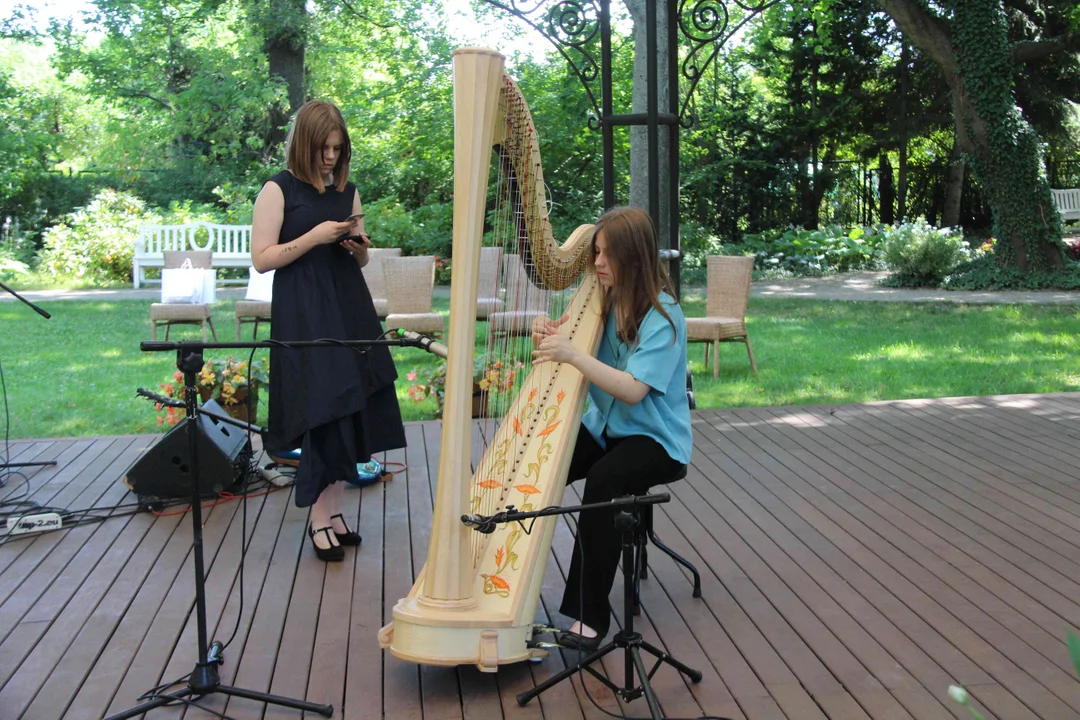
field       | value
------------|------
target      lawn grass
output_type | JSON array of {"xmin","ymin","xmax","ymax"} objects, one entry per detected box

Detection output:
[{"xmin": 1, "ymin": 292, "xmax": 1077, "ymax": 440}]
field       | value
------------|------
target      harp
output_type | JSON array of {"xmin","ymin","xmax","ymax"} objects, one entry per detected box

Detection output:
[{"xmin": 377, "ymin": 47, "xmax": 605, "ymax": 670}]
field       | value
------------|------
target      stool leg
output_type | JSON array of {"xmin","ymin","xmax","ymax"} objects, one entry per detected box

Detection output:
[
  {"xmin": 207, "ymin": 318, "xmax": 218, "ymax": 341},
  {"xmin": 151, "ymin": 321, "xmax": 157, "ymax": 341},
  {"xmin": 647, "ymin": 527, "xmax": 703, "ymax": 599},
  {"xmin": 633, "ymin": 526, "xmax": 646, "ymax": 616}
]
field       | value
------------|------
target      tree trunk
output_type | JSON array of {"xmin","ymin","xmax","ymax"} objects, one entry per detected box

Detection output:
[
  {"xmin": 879, "ymin": 155, "xmax": 895, "ymax": 225},
  {"xmin": 877, "ymin": 0, "xmax": 1064, "ymax": 270},
  {"xmin": 941, "ymin": 130, "xmax": 964, "ymax": 228},
  {"xmin": 262, "ymin": 0, "xmax": 307, "ymax": 152},
  {"xmin": 623, "ymin": 0, "xmax": 673, "ymax": 252}
]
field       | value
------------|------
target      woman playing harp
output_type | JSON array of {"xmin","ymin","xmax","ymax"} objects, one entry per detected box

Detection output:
[
  {"xmin": 379, "ymin": 47, "xmax": 610, "ymax": 670},
  {"xmin": 532, "ymin": 206, "xmax": 692, "ymax": 653}
]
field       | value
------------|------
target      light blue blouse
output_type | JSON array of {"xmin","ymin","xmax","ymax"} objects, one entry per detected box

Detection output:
[{"xmin": 581, "ymin": 292, "xmax": 693, "ymax": 464}]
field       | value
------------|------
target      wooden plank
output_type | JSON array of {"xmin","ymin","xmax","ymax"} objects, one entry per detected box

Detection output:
[
  {"xmin": 180, "ymin": 480, "xmax": 294, "ymax": 719},
  {"xmin": 0, "ymin": 437, "xmax": 156, "ymax": 716},
  {"xmin": 12, "ymin": 395, "xmax": 1080, "ymax": 720},
  {"xmin": 219, "ymin": 486, "xmax": 308, "ymax": 719},
  {"xmin": 0, "ymin": 438, "xmax": 123, "ymax": 592},
  {"xmin": 767, "ymin": 404, "xmax": 1080, "ymax": 651},
  {"xmin": 699, "ymin": 405, "xmax": 1080, "ymax": 720},
  {"xmin": 381, "ymin": 425, "xmax": 423, "ymax": 720},
  {"xmin": 100, "ymin": 493, "xmax": 247, "ymax": 716},
  {"xmin": 342, "ymin": 446, "xmax": 398, "ymax": 720}
]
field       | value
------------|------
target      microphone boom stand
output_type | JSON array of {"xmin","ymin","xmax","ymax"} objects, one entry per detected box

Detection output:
[
  {"xmin": 463, "ymin": 493, "xmax": 703, "ymax": 719},
  {"xmin": 107, "ymin": 335, "xmax": 429, "ymax": 720},
  {"xmin": 0, "ymin": 279, "xmax": 56, "ymax": 475}
]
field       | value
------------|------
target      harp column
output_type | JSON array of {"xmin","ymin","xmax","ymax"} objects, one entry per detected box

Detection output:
[{"xmin": 417, "ymin": 47, "xmax": 506, "ymax": 609}]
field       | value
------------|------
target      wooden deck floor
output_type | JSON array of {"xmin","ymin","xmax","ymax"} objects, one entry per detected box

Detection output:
[{"xmin": 1, "ymin": 393, "xmax": 1080, "ymax": 720}]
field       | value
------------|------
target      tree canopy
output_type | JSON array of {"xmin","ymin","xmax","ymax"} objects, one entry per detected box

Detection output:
[{"xmin": 1, "ymin": 0, "xmax": 1077, "ymax": 281}]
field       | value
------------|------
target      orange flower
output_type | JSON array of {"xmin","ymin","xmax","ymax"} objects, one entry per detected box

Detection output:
[
  {"xmin": 495, "ymin": 547, "xmax": 505, "ymax": 566},
  {"xmin": 489, "ymin": 575, "xmax": 510, "ymax": 590},
  {"xmin": 557, "ymin": 390, "xmax": 566, "ymax": 404},
  {"xmin": 537, "ymin": 420, "xmax": 562, "ymax": 437},
  {"xmin": 514, "ymin": 484, "xmax": 541, "ymax": 495},
  {"xmin": 476, "ymin": 479, "xmax": 501, "ymax": 489},
  {"xmin": 513, "ymin": 417, "xmax": 523, "ymax": 435}
]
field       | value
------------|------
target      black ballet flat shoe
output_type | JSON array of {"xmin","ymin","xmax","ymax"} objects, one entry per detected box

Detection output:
[
  {"xmin": 309, "ymin": 525, "xmax": 345, "ymax": 562},
  {"xmin": 555, "ymin": 629, "xmax": 604, "ymax": 653},
  {"xmin": 330, "ymin": 513, "xmax": 362, "ymax": 547}
]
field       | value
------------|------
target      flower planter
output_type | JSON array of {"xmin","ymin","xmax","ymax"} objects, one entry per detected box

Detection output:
[
  {"xmin": 472, "ymin": 383, "xmax": 488, "ymax": 418},
  {"xmin": 221, "ymin": 387, "xmax": 259, "ymax": 424}
]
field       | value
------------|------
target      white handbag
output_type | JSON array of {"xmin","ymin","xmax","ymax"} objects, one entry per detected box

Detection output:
[{"xmin": 161, "ymin": 258, "xmax": 216, "ymax": 304}]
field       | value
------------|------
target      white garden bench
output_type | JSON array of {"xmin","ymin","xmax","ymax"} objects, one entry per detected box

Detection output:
[
  {"xmin": 1051, "ymin": 188, "xmax": 1080, "ymax": 223},
  {"xmin": 134, "ymin": 223, "xmax": 252, "ymax": 288}
]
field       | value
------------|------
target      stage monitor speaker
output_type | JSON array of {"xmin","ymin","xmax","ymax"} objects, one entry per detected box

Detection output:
[{"xmin": 125, "ymin": 399, "xmax": 252, "ymax": 507}]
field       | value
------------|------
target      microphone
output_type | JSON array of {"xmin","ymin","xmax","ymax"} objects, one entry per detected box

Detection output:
[
  {"xmin": 398, "ymin": 329, "xmax": 449, "ymax": 359},
  {"xmin": 461, "ymin": 513, "xmax": 499, "ymax": 534}
]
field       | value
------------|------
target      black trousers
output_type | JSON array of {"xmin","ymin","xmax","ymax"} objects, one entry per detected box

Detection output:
[{"xmin": 559, "ymin": 425, "xmax": 683, "ymax": 636}]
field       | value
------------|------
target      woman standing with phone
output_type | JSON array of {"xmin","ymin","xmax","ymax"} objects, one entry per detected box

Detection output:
[{"xmin": 250, "ymin": 100, "xmax": 406, "ymax": 562}]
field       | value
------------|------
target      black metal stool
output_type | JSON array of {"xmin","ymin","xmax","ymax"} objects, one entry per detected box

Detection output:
[{"xmin": 632, "ymin": 466, "xmax": 703, "ymax": 615}]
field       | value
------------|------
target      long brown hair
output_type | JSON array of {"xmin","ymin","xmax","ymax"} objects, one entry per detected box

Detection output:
[
  {"xmin": 588, "ymin": 206, "xmax": 676, "ymax": 345},
  {"xmin": 284, "ymin": 100, "xmax": 351, "ymax": 194}
]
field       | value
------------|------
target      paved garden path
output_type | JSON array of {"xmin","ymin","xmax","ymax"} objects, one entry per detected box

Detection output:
[{"xmin": 2, "ymin": 271, "xmax": 1078, "ymax": 305}]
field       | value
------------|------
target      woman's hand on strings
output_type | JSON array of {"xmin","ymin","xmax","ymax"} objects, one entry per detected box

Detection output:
[
  {"xmin": 533, "ymin": 333, "xmax": 578, "ymax": 365},
  {"xmin": 531, "ymin": 314, "xmax": 568, "ymax": 348}
]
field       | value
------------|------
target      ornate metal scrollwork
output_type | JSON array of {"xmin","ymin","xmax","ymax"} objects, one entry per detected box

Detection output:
[
  {"xmin": 677, "ymin": 0, "xmax": 783, "ymax": 124},
  {"xmin": 484, "ymin": 0, "xmax": 603, "ymax": 117},
  {"xmin": 483, "ymin": 0, "xmax": 784, "ymax": 128}
]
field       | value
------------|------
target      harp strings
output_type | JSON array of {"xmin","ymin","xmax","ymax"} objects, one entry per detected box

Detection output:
[{"xmin": 468, "ymin": 75, "xmax": 580, "ymax": 567}]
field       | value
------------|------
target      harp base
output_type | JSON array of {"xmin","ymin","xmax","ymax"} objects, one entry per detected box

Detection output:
[{"xmin": 378, "ymin": 614, "xmax": 543, "ymax": 672}]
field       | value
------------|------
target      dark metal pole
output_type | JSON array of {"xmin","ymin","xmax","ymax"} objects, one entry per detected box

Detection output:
[
  {"xmin": 601, "ymin": 0, "xmax": 615, "ymax": 209},
  {"xmin": 667, "ymin": 0, "xmax": 681, "ymax": 299},
  {"xmin": 646, "ymin": 0, "xmax": 660, "ymax": 227},
  {"xmin": 898, "ymin": 40, "xmax": 909, "ymax": 222}
]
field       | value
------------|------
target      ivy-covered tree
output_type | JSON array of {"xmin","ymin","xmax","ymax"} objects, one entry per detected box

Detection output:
[{"xmin": 877, "ymin": 0, "xmax": 1078, "ymax": 269}]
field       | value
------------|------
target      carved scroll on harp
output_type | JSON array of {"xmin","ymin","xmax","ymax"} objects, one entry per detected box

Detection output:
[{"xmin": 377, "ymin": 47, "xmax": 605, "ymax": 672}]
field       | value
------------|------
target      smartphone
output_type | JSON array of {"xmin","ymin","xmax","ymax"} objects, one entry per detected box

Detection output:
[{"xmin": 344, "ymin": 213, "xmax": 365, "ymax": 223}]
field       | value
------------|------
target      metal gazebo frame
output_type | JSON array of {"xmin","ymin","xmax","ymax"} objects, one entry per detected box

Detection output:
[{"xmin": 481, "ymin": 0, "xmax": 781, "ymax": 294}]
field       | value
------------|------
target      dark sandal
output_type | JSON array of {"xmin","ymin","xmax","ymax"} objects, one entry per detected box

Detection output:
[
  {"xmin": 330, "ymin": 513, "xmax": 362, "ymax": 546},
  {"xmin": 309, "ymin": 525, "xmax": 345, "ymax": 562},
  {"xmin": 555, "ymin": 629, "xmax": 604, "ymax": 652}
]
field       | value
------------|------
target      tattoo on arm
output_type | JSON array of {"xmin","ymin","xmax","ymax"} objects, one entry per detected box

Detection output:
[{"xmin": 281, "ymin": 245, "xmax": 296, "ymax": 254}]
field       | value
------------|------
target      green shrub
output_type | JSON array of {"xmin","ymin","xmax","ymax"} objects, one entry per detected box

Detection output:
[
  {"xmin": 365, "ymin": 197, "xmax": 453, "ymax": 259},
  {"xmin": 38, "ymin": 189, "xmax": 149, "ymax": 284},
  {"xmin": 944, "ymin": 253, "xmax": 1080, "ymax": 290},
  {"xmin": 37, "ymin": 187, "xmax": 235, "ymax": 285},
  {"xmin": 737, "ymin": 225, "xmax": 888, "ymax": 277},
  {"xmin": 882, "ymin": 218, "xmax": 969, "ymax": 287}
]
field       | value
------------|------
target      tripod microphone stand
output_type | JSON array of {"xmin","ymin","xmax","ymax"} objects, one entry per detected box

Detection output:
[
  {"xmin": 0, "ymin": 279, "xmax": 56, "ymax": 477},
  {"xmin": 462, "ymin": 493, "xmax": 703, "ymax": 719},
  {"xmin": 109, "ymin": 334, "xmax": 431, "ymax": 720}
]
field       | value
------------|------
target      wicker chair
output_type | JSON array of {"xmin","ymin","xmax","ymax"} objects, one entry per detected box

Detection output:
[
  {"xmin": 150, "ymin": 251, "xmax": 218, "ymax": 342},
  {"xmin": 234, "ymin": 266, "xmax": 274, "ymax": 340},
  {"xmin": 475, "ymin": 247, "xmax": 504, "ymax": 321},
  {"xmin": 383, "ymin": 255, "xmax": 445, "ymax": 337},
  {"xmin": 685, "ymin": 255, "xmax": 757, "ymax": 378},
  {"xmin": 487, "ymin": 253, "xmax": 550, "ymax": 344},
  {"xmin": 364, "ymin": 248, "xmax": 403, "ymax": 320}
]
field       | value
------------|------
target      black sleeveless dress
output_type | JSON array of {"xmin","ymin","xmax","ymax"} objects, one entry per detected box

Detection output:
[{"xmin": 265, "ymin": 170, "xmax": 406, "ymax": 507}]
